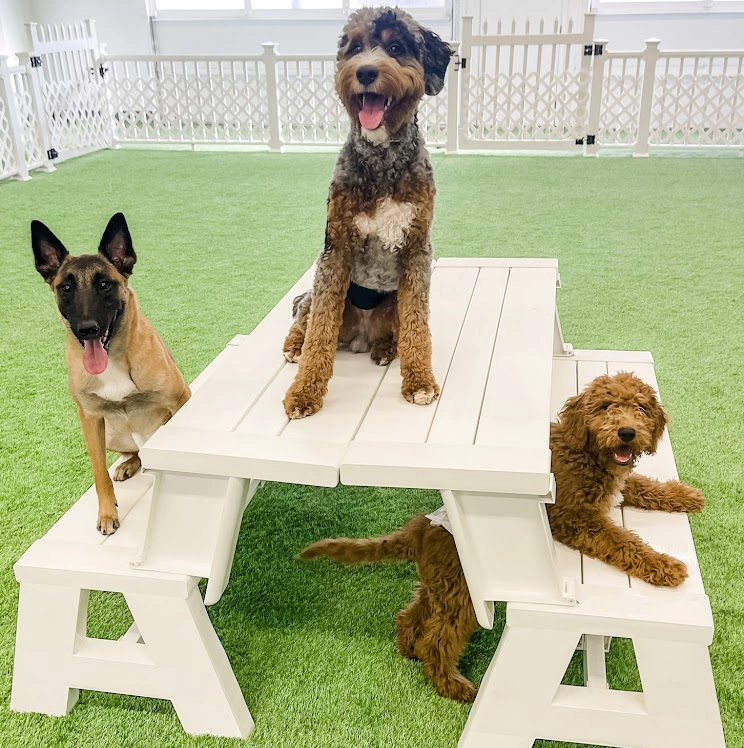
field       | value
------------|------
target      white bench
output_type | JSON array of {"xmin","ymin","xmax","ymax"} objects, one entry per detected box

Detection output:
[{"xmin": 11, "ymin": 258, "xmax": 724, "ymax": 747}]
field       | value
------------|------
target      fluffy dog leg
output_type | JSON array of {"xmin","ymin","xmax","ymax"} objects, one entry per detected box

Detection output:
[
  {"xmin": 415, "ymin": 597, "xmax": 479, "ymax": 703},
  {"xmin": 395, "ymin": 587, "xmax": 431, "ymax": 659},
  {"xmin": 621, "ymin": 474, "xmax": 705, "ymax": 513}
]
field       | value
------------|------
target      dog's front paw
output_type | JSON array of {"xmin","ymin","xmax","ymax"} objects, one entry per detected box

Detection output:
[
  {"xmin": 283, "ymin": 385, "xmax": 323, "ymax": 419},
  {"xmin": 402, "ymin": 377, "xmax": 440, "ymax": 406},
  {"xmin": 641, "ymin": 553, "xmax": 688, "ymax": 587},
  {"xmin": 97, "ymin": 510, "xmax": 120, "ymax": 536},
  {"xmin": 435, "ymin": 673, "xmax": 477, "ymax": 703},
  {"xmin": 283, "ymin": 343, "xmax": 302, "ymax": 363},
  {"xmin": 666, "ymin": 481, "xmax": 705, "ymax": 513}
]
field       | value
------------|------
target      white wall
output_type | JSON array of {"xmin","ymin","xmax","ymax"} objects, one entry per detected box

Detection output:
[
  {"xmin": 152, "ymin": 16, "xmax": 451, "ymax": 56},
  {"xmin": 595, "ymin": 12, "xmax": 744, "ymax": 52},
  {"xmin": 0, "ymin": 0, "xmax": 30, "ymax": 55},
  {"xmin": 11, "ymin": 0, "xmax": 744, "ymax": 56}
]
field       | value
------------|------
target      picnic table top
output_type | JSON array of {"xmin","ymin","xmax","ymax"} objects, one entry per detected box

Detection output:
[{"xmin": 141, "ymin": 258, "xmax": 562, "ymax": 497}]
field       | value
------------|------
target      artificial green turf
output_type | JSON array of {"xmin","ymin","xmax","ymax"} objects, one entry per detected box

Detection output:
[{"xmin": 1, "ymin": 150, "xmax": 743, "ymax": 748}]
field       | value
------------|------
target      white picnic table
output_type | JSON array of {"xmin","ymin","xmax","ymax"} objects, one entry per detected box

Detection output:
[{"xmin": 11, "ymin": 258, "xmax": 724, "ymax": 748}]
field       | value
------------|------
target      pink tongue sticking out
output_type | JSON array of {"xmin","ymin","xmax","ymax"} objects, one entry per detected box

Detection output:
[
  {"xmin": 359, "ymin": 93, "xmax": 386, "ymax": 130},
  {"xmin": 83, "ymin": 338, "xmax": 108, "ymax": 375}
]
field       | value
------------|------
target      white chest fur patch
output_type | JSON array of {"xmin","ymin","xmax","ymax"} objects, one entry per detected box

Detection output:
[
  {"xmin": 354, "ymin": 197, "xmax": 415, "ymax": 252},
  {"xmin": 93, "ymin": 361, "xmax": 137, "ymax": 402}
]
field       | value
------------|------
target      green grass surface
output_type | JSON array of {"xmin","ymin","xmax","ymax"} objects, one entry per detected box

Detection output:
[{"xmin": 1, "ymin": 150, "xmax": 743, "ymax": 748}]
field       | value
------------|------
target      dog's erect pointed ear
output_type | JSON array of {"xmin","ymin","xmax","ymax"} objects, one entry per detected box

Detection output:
[
  {"xmin": 558, "ymin": 390, "xmax": 589, "ymax": 451},
  {"xmin": 31, "ymin": 220, "xmax": 69, "ymax": 283},
  {"xmin": 99, "ymin": 212, "xmax": 136, "ymax": 276},
  {"xmin": 421, "ymin": 27, "xmax": 453, "ymax": 96}
]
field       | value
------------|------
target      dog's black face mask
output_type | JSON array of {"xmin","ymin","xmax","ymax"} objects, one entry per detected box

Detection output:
[{"xmin": 31, "ymin": 213, "xmax": 137, "ymax": 375}]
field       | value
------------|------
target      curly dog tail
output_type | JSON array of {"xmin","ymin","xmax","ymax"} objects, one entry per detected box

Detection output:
[{"xmin": 299, "ymin": 518, "xmax": 427, "ymax": 564}]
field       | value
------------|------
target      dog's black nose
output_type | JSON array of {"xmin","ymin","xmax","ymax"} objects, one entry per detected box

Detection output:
[
  {"xmin": 77, "ymin": 320, "xmax": 100, "ymax": 339},
  {"xmin": 356, "ymin": 66, "xmax": 379, "ymax": 85},
  {"xmin": 618, "ymin": 427, "xmax": 636, "ymax": 443}
]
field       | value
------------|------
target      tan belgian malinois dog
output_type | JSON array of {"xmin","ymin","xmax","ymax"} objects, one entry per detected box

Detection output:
[{"xmin": 32, "ymin": 213, "xmax": 190, "ymax": 534}]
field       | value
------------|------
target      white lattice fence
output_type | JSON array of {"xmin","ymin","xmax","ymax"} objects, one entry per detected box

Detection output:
[
  {"xmin": 0, "ymin": 92, "xmax": 16, "ymax": 180},
  {"xmin": 28, "ymin": 20, "xmax": 111, "ymax": 161},
  {"xmin": 598, "ymin": 53, "xmax": 643, "ymax": 147},
  {"xmin": 651, "ymin": 53, "xmax": 744, "ymax": 147},
  {"xmin": 107, "ymin": 56, "xmax": 269, "ymax": 144},
  {"xmin": 9, "ymin": 67, "xmax": 45, "ymax": 168},
  {"xmin": 459, "ymin": 14, "xmax": 596, "ymax": 150},
  {"xmin": 276, "ymin": 56, "xmax": 345, "ymax": 145}
]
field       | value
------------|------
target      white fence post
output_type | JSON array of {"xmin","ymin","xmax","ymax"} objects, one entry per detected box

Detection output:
[
  {"xmin": 585, "ymin": 39, "xmax": 608, "ymax": 157},
  {"xmin": 634, "ymin": 39, "xmax": 660, "ymax": 157},
  {"xmin": 0, "ymin": 55, "xmax": 30, "ymax": 180},
  {"xmin": 458, "ymin": 16, "xmax": 473, "ymax": 150},
  {"xmin": 16, "ymin": 52, "xmax": 55, "ymax": 172},
  {"xmin": 446, "ymin": 41, "xmax": 461, "ymax": 154},
  {"xmin": 96, "ymin": 46, "xmax": 117, "ymax": 149},
  {"xmin": 261, "ymin": 43, "xmax": 282, "ymax": 151}
]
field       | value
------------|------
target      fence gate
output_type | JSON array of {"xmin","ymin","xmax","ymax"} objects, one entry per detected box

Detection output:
[
  {"xmin": 27, "ymin": 20, "xmax": 110, "ymax": 163},
  {"xmin": 459, "ymin": 13, "xmax": 597, "ymax": 150}
]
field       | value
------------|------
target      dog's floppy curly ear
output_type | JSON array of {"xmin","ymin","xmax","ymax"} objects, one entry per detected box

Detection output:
[
  {"xmin": 31, "ymin": 220, "xmax": 69, "ymax": 283},
  {"xmin": 558, "ymin": 390, "xmax": 590, "ymax": 451},
  {"xmin": 99, "ymin": 212, "xmax": 137, "ymax": 276},
  {"xmin": 646, "ymin": 394, "xmax": 669, "ymax": 453},
  {"xmin": 420, "ymin": 27, "xmax": 452, "ymax": 95}
]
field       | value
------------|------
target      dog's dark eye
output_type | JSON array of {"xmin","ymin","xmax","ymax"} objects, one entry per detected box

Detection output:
[
  {"xmin": 60, "ymin": 283, "xmax": 73, "ymax": 294},
  {"xmin": 99, "ymin": 279, "xmax": 112, "ymax": 291},
  {"xmin": 602, "ymin": 404, "xmax": 610, "ymax": 410},
  {"xmin": 348, "ymin": 41, "xmax": 362, "ymax": 55},
  {"xmin": 637, "ymin": 404, "xmax": 647, "ymax": 414},
  {"xmin": 388, "ymin": 42, "xmax": 404, "ymax": 56}
]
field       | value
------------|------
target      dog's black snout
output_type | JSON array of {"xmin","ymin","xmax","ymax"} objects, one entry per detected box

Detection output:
[
  {"xmin": 356, "ymin": 66, "xmax": 379, "ymax": 85},
  {"xmin": 77, "ymin": 320, "xmax": 101, "ymax": 339},
  {"xmin": 618, "ymin": 427, "xmax": 636, "ymax": 443}
]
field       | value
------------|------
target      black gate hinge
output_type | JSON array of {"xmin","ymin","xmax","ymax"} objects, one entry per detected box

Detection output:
[
  {"xmin": 47, "ymin": 148, "xmax": 58, "ymax": 160},
  {"xmin": 584, "ymin": 43, "xmax": 604, "ymax": 56},
  {"xmin": 586, "ymin": 134, "xmax": 596, "ymax": 146},
  {"xmin": 98, "ymin": 64, "xmax": 108, "ymax": 78},
  {"xmin": 30, "ymin": 56, "xmax": 42, "ymax": 68},
  {"xmin": 455, "ymin": 56, "xmax": 467, "ymax": 71},
  {"xmin": 575, "ymin": 138, "xmax": 584, "ymax": 145}
]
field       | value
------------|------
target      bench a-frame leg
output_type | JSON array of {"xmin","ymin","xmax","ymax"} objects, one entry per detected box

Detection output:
[
  {"xmin": 12, "ymin": 580, "xmax": 253, "ymax": 739},
  {"xmin": 459, "ymin": 623, "xmax": 580, "ymax": 748},
  {"xmin": 11, "ymin": 583, "xmax": 88, "ymax": 715},
  {"xmin": 125, "ymin": 587, "xmax": 254, "ymax": 737},
  {"xmin": 459, "ymin": 621, "xmax": 726, "ymax": 748}
]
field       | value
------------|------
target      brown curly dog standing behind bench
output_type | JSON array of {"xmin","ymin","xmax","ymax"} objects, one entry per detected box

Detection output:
[
  {"xmin": 282, "ymin": 7, "xmax": 453, "ymax": 419},
  {"xmin": 299, "ymin": 372, "xmax": 705, "ymax": 703}
]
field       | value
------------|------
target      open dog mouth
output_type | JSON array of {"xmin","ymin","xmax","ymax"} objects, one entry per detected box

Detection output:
[
  {"xmin": 612, "ymin": 445, "xmax": 633, "ymax": 465},
  {"xmin": 354, "ymin": 93, "xmax": 392, "ymax": 130},
  {"xmin": 78, "ymin": 311, "xmax": 118, "ymax": 376}
]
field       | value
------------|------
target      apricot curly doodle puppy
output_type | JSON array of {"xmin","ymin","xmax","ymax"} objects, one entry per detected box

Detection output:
[
  {"xmin": 548, "ymin": 372, "xmax": 705, "ymax": 587},
  {"xmin": 299, "ymin": 372, "xmax": 706, "ymax": 703},
  {"xmin": 299, "ymin": 513, "xmax": 479, "ymax": 703},
  {"xmin": 282, "ymin": 7, "xmax": 453, "ymax": 419}
]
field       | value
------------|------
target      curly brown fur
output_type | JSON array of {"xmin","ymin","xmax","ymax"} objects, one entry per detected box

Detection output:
[
  {"xmin": 547, "ymin": 372, "xmax": 705, "ymax": 587},
  {"xmin": 282, "ymin": 8, "xmax": 451, "ymax": 418},
  {"xmin": 299, "ymin": 515, "xmax": 479, "ymax": 703}
]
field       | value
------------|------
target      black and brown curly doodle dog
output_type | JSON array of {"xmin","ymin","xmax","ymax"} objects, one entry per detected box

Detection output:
[
  {"xmin": 299, "ymin": 372, "xmax": 705, "ymax": 702},
  {"xmin": 282, "ymin": 7, "xmax": 453, "ymax": 419}
]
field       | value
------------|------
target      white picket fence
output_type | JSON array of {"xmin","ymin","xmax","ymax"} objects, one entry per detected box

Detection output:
[
  {"xmin": 104, "ymin": 45, "xmax": 453, "ymax": 150},
  {"xmin": 1, "ymin": 15, "xmax": 743, "ymax": 182}
]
